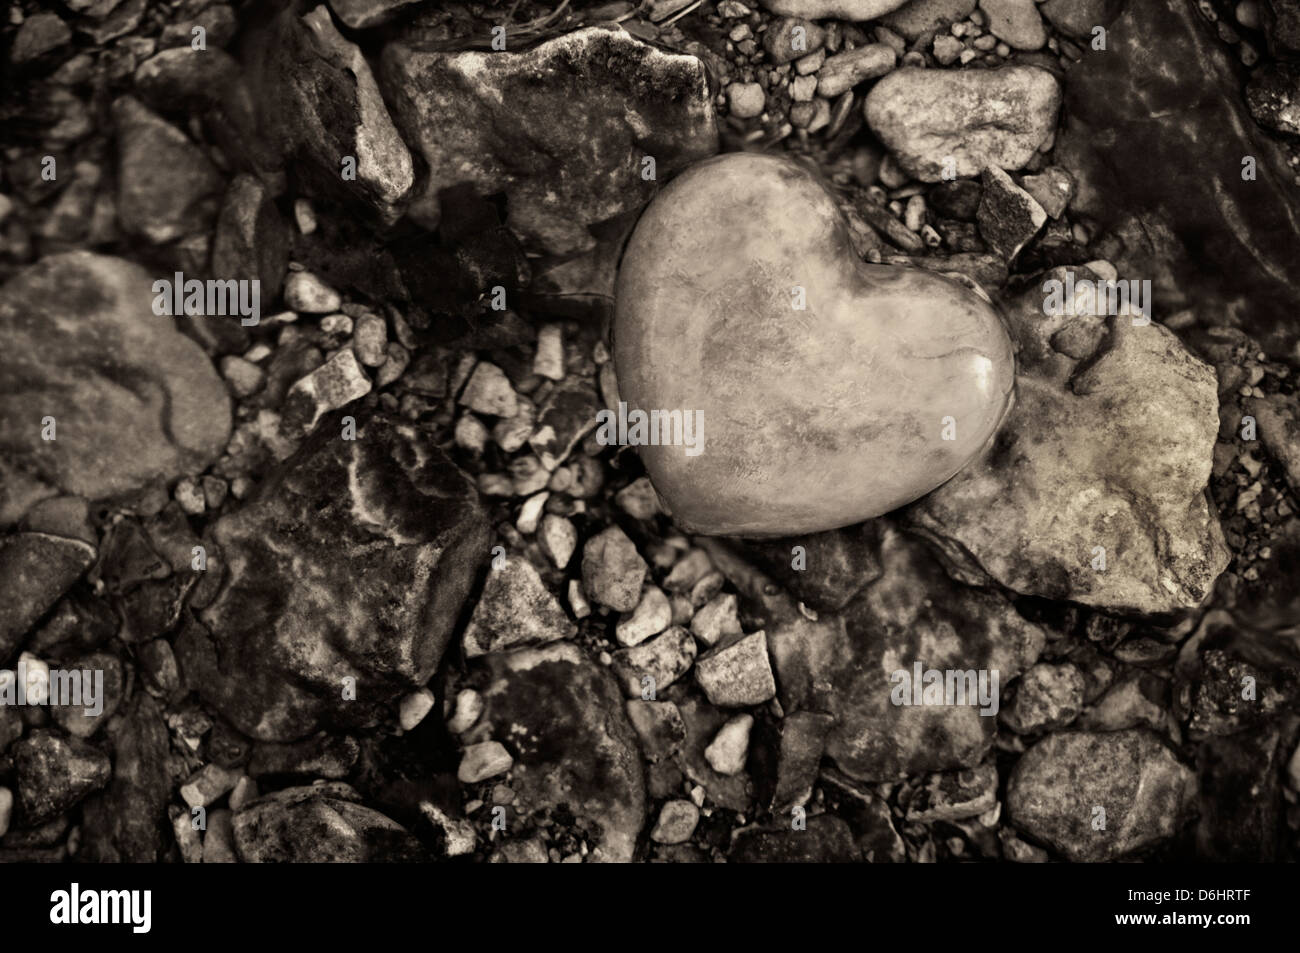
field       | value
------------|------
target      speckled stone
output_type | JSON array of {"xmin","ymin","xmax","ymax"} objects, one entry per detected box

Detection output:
[{"xmin": 614, "ymin": 153, "xmax": 1014, "ymax": 536}]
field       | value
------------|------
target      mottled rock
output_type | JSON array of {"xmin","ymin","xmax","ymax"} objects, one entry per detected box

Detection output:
[
  {"xmin": 13, "ymin": 730, "xmax": 111, "ymax": 826},
  {"xmin": 242, "ymin": 5, "xmax": 414, "ymax": 224},
  {"xmin": 247, "ymin": 733, "xmax": 360, "ymax": 779},
  {"xmin": 1249, "ymin": 394, "xmax": 1300, "ymax": 493},
  {"xmin": 694, "ymin": 632, "xmax": 776, "ymax": 708},
  {"xmin": 904, "ymin": 763, "xmax": 997, "ymax": 822},
  {"xmin": 281, "ymin": 350, "xmax": 371, "ymax": 435},
  {"xmin": 864, "ymin": 66, "xmax": 1061, "ymax": 182},
  {"xmin": 1247, "ymin": 60, "xmax": 1300, "ymax": 137},
  {"xmin": 769, "ymin": 527, "xmax": 1045, "ymax": 781},
  {"xmin": 582, "ymin": 526, "xmax": 647, "ymax": 613},
  {"xmin": 1006, "ymin": 730, "xmax": 1197, "ymax": 862},
  {"xmin": 463, "ymin": 558, "xmax": 576, "ymax": 657},
  {"xmin": 112, "ymin": 96, "xmax": 223, "ymax": 243},
  {"xmin": 650, "ymin": 799, "xmax": 699, "ymax": 844},
  {"xmin": 179, "ymin": 414, "xmax": 489, "ymax": 741},
  {"xmin": 474, "ymin": 644, "xmax": 646, "ymax": 862},
  {"xmin": 977, "ymin": 166, "xmax": 1046, "ymax": 262},
  {"xmin": 0, "ymin": 253, "xmax": 231, "ymax": 519},
  {"xmin": 910, "ymin": 279, "xmax": 1229, "ymax": 616},
  {"xmin": 1020, "ymin": 166, "xmax": 1074, "ymax": 220},
  {"xmin": 771, "ymin": 710, "xmax": 834, "ymax": 812},
  {"xmin": 615, "ymin": 153, "xmax": 1014, "ymax": 536},
  {"xmin": 381, "ymin": 27, "xmax": 717, "ymax": 254},
  {"xmin": 233, "ymin": 783, "xmax": 426, "ymax": 862},
  {"xmin": 0, "ymin": 533, "xmax": 95, "ymax": 660},
  {"xmin": 616, "ymin": 586, "xmax": 672, "ymax": 647},
  {"xmin": 626, "ymin": 700, "xmax": 686, "ymax": 762},
  {"xmin": 610, "ymin": 627, "xmax": 697, "ymax": 698},
  {"xmin": 1054, "ymin": 0, "xmax": 1300, "ymax": 357},
  {"xmin": 741, "ymin": 523, "xmax": 882, "ymax": 613},
  {"xmin": 1002, "ymin": 663, "xmax": 1084, "ymax": 734}
]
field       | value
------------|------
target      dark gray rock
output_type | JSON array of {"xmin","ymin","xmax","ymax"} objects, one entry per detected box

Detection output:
[
  {"xmin": 1006, "ymin": 729, "xmax": 1197, "ymax": 862},
  {"xmin": 730, "ymin": 814, "xmax": 860, "ymax": 862},
  {"xmin": 178, "ymin": 413, "xmax": 490, "ymax": 741},
  {"xmin": 233, "ymin": 782, "xmax": 426, "ymax": 862},
  {"xmin": 0, "ymin": 533, "xmax": 95, "ymax": 661},
  {"xmin": 474, "ymin": 643, "xmax": 646, "ymax": 863},
  {"xmin": 210, "ymin": 174, "xmax": 290, "ymax": 303},
  {"xmin": 13, "ymin": 730, "xmax": 111, "ymax": 826}
]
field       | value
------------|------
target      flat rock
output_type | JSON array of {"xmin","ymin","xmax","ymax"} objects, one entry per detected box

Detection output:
[
  {"xmin": 0, "ymin": 253, "xmax": 231, "ymax": 519},
  {"xmin": 474, "ymin": 644, "xmax": 646, "ymax": 863},
  {"xmin": 769, "ymin": 526, "xmax": 1045, "ymax": 781},
  {"xmin": 979, "ymin": 0, "xmax": 1046, "ymax": 50},
  {"xmin": 909, "ymin": 276, "xmax": 1230, "ymax": 616},
  {"xmin": 381, "ymin": 27, "xmax": 717, "ymax": 254},
  {"xmin": 864, "ymin": 66, "xmax": 1061, "ymax": 182},
  {"xmin": 694, "ymin": 631, "xmax": 777, "ymax": 707},
  {"xmin": 1053, "ymin": 0, "xmax": 1300, "ymax": 358},
  {"xmin": 1006, "ymin": 729, "xmax": 1197, "ymax": 862},
  {"xmin": 233, "ymin": 783, "xmax": 426, "ymax": 862},
  {"xmin": 179, "ymin": 414, "xmax": 490, "ymax": 741}
]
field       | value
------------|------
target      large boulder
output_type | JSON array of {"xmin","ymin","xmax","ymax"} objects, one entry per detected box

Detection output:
[
  {"xmin": 381, "ymin": 26, "xmax": 717, "ymax": 255},
  {"xmin": 178, "ymin": 413, "xmax": 490, "ymax": 741},
  {"xmin": 909, "ymin": 271, "xmax": 1229, "ymax": 616},
  {"xmin": 0, "ymin": 253, "xmax": 231, "ymax": 524},
  {"xmin": 1054, "ymin": 0, "xmax": 1300, "ymax": 358}
]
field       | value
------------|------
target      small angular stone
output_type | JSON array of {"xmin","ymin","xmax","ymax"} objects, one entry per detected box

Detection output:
[
  {"xmin": 463, "ymin": 559, "xmax": 576, "ymax": 657},
  {"xmin": 458, "ymin": 741, "xmax": 513, "ymax": 783},
  {"xmin": 976, "ymin": 166, "xmax": 1046, "ymax": 262},
  {"xmin": 694, "ymin": 632, "xmax": 777, "ymax": 707},
  {"xmin": 459, "ymin": 362, "xmax": 518, "ymax": 418},
  {"xmin": 610, "ymin": 627, "xmax": 697, "ymax": 698},
  {"xmin": 582, "ymin": 526, "xmax": 648, "ymax": 613},
  {"xmin": 704, "ymin": 713, "xmax": 753, "ymax": 775}
]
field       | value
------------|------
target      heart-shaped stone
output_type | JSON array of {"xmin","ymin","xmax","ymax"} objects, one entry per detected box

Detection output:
[{"xmin": 613, "ymin": 153, "xmax": 1015, "ymax": 537}]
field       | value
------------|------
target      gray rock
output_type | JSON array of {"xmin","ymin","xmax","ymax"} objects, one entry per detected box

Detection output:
[
  {"xmin": 694, "ymin": 631, "xmax": 777, "ymax": 707},
  {"xmin": 727, "ymin": 82, "xmax": 766, "ymax": 119},
  {"xmin": 1038, "ymin": 0, "xmax": 1124, "ymax": 39},
  {"xmin": 976, "ymin": 166, "xmax": 1046, "ymax": 262},
  {"xmin": 816, "ymin": 44, "xmax": 896, "ymax": 99},
  {"xmin": 582, "ymin": 526, "xmax": 647, "ymax": 613},
  {"xmin": 1020, "ymin": 166, "xmax": 1074, "ymax": 220},
  {"xmin": 880, "ymin": 0, "xmax": 978, "ymax": 39},
  {"xmin": 0, "ymin": 253, "xmax": 230, "ymax": 520},
  {"xmin": 76, "ymin": 695, "xmax": 174, "ymax": 862},
  {"xmin": 381, "ymin": 27, "xmax": 717, "ymax": 254},
  {"xmin": 903, "ymin": 763, "xmax": 997, "ymax": 822},
  {"xmin": 1007, "ymin": 729, "xmax": 1197, "ymax": 862},
  {"xmin": 730, "ymin": 813, "xmax": 859, "ymax": 862},
  {"xmin": 178, "ymin": 414, "xmax": 490, "ymax": 741},
  {"xmin": 979, "ymin": 0, "xmax": 1046, "ymax": 50},
  {"xmin": 762, "ymin": 17, "xmax": 826, "ymax": 65},
  {"xmin": 0, "ymin": 533, "xmax": 95, "ymax": 660},
  {"xmin": 1002, "ymin": 663, "xmax": 1085, "ymax": 735},
  {"xmin": 704, "ymin": 713, "xmax": 753, "ymax": 775},
  {"xmin": 759, "ymin": 0, "xmax": 910, "ymax": 19},
  {"xmin": 474, "ymin": 643, "xmax": 646, "ymax": 862},
  {"xmin": 14, "ymin": 730, "xmax": 111, "ymax": 826},
  {"xmin": 12, "ymin": 13, "xmax": 71, "ymax": 65},
  {"xmin": 210, "ymin": 174, "xmax": 289, "ymax": 304},
  {"xmin": 771, "ymin": 710, "xmax": 834, "ymax": 813},
  {"xmin": 1053, "ymin": 0, "xmax": 1300, "ymax": 358},
  {"xmin": 462, "ymin": 558, "xmax": 576, "ymax": 657},
  {"xmin": 909, "ymin": 276, "xmax": 1229, "ymax": 615},
  {"xmin": 610, "ymin": 627, "xmax": 697, "ymax": 698},
  {"xmin": 281, "ymin": 350, "xmax": 371, "ymax": 436},
  {"xmin": 864, "ymin": 66, "xmax": 1061, "ymax": 182},
  {"xmin": 650, "ymin": 799, "xmax": 699, "ymax": 844},
  {"xmin": 133, "ymin": 46, "xmax": 245, "ymax": 114},
  {"xmin": 1248, "ymin": 394, "xmax": 1300, "ymax": 493},
  {"xmin": 233, "ymin": 783, "xmax": 426, "ymax": 862},
  {"xmin": 112, "ymin": 96, "xmax": 223, "ymax": 243},
  {"xmin": 769, "ymin": 526, "xmax": 1045, "ymax": 781},
  {"xmin": 242, "ymin": 5, "xmax": 414, "ymax": 225},
  {"xmin": 626, "ymin": 700, "xmax": 686, "ymax": 762},
  {"xmin": 1246, "ymin": 61, "xmax": 1300, "ymax": 138},
  {"xmin": 50, "ymin": 651, "xmax": 123, "ymax": 739},
  {"xmin": 247, "ymin": 733, "xmax": 360, "ymax": 779}
]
